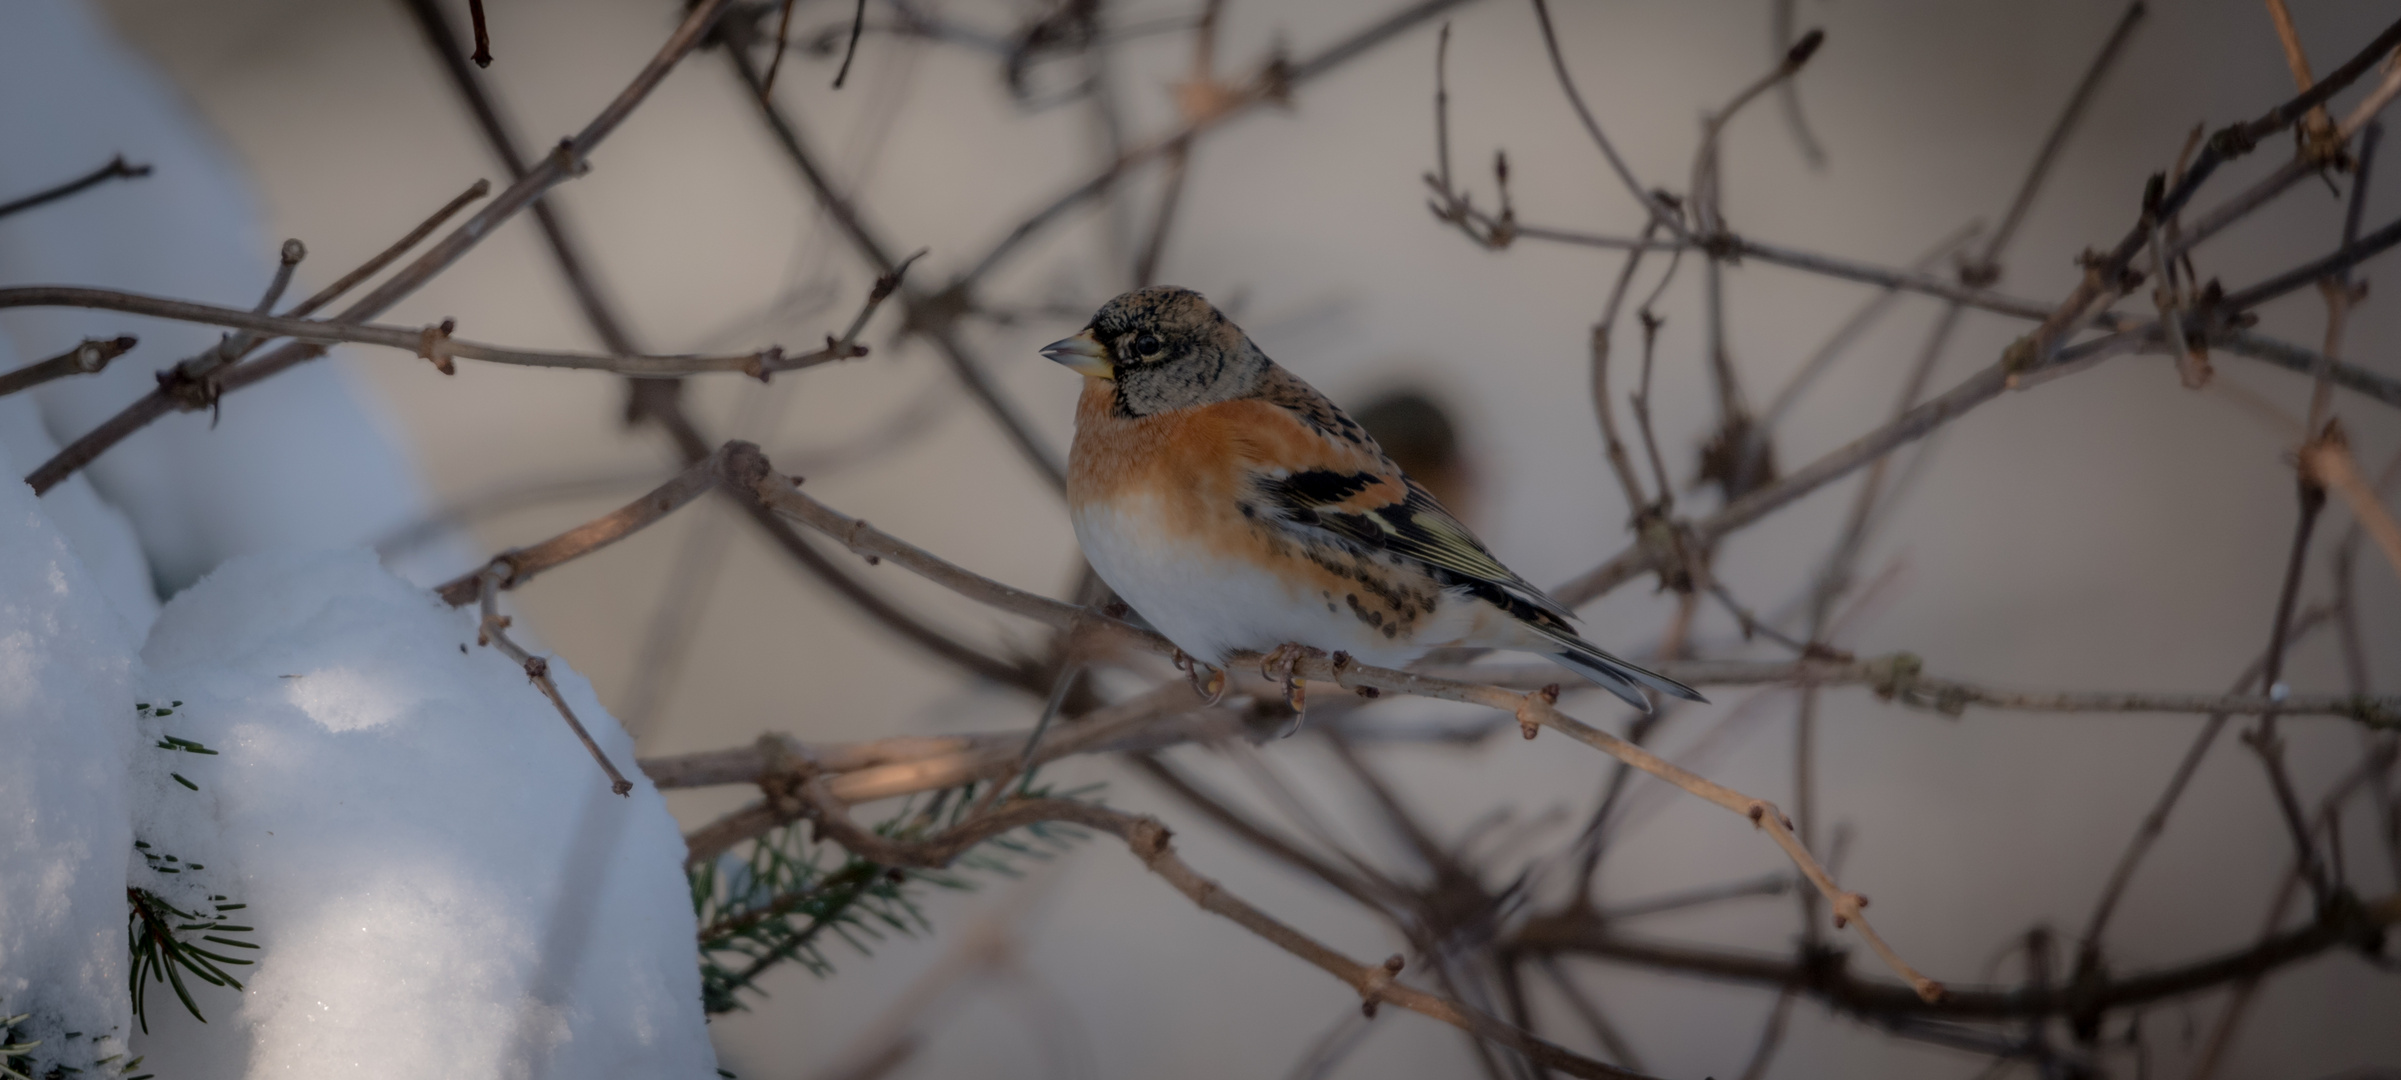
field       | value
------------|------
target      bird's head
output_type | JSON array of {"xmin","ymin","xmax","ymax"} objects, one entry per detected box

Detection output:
[{"xmin": 1040, "ymin": 286, "xmax": 1268, "ymax": 416}]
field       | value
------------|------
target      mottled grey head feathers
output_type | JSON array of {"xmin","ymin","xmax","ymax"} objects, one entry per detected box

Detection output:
[{"xmin": 1084, "ymin": 286, "xmax": 1270, "ymax": 417}]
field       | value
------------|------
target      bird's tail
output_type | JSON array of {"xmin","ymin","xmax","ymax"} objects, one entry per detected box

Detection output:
[{"xmin": 1533, "ymin": 628, "xmax": 1708, "ymax": 714}]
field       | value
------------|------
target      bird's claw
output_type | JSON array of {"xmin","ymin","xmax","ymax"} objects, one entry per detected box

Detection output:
[
  {"xmin": 1175, "ymin": 649, "xmax": 1229, "ymax": 706},
  {"xmin": 1260, "ymin": 643, "xmax": 1316, "ymax": 735}
]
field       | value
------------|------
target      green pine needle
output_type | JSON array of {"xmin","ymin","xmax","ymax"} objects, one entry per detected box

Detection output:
[
  {"xmin": 688, "ymin": 780, "xmax": 1093, "ymax": 1013},
  {"xmin": 126, "ymin": 888, "xmax": 255, "ymax": 1033}
]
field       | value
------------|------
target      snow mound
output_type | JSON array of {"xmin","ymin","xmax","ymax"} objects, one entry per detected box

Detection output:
[
  {"xmin": 134, "ymin": 550, "xmax": 714, "ymax": 1079},
  {"xmin": 0, "ymin": 343, "xmax": 158, "ymax": 631},
  {"xmin": 0, "ymin": 443, "xmax": 142, "ymax": 1076}
]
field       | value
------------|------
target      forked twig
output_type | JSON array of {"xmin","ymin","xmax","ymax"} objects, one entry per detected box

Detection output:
[{"xmin": 476, "ymin": 569, "xmax": 633, "ymax": 795}]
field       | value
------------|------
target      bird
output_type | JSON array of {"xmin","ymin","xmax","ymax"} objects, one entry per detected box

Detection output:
[{"xmin": 1039, "ymin": 285, "xmax": 1705, "ymax": 714}]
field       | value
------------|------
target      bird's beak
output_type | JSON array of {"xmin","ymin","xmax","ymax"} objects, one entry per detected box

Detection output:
[{"xmin": 1040, "ymin": 330, "xmax": 1112, "ymax": 379}]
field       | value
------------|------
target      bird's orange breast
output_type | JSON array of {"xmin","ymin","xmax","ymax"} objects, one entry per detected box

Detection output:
[
  {"xmin": 1067, "ymin": 378, "xmax": 1452, "ymax": 652},
  {"xmin": 1067, "ymin": 377, "xmax": 1397, "ymax": 522}
]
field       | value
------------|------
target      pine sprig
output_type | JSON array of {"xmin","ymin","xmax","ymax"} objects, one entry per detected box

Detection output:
[
  {"xmin": 690, "ymin": 780, "xmax": 1088, "ymax": 1013},
  {"xmin": 126, "ymin": 888, "xmax": 256, "ymax": 1032},
  {"xmin": 125, "ymin": 694, "xmax": 258, "ymax": 1032},
  {"xmin": 0, "ymin": 1013, "xmax": 41, "ymax": 1080},
  {"xmin": 1, "ymin": 1010, "xmax": 150, "ymax": 1080}
]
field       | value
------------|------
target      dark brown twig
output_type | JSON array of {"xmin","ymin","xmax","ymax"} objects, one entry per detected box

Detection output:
[
  {"xmin": 2075, "ymin": 610, "xmax": 2333, "ymax": 960},
  {"xmin": 29, "ymin": 0, "xmax": 740, "ymax": 494},
  {"xmin": 1512, "ymin": 892, "xmax": 2399, "ymax": 1021},
  {"xmin": 783, "ymin": 786, "xmax": 1657, "ymax": 1080},
  {"xmin": 477, "ymin": 569, "xmax": 633, "ymax": 795},
  {"xmin": 1132, "ymin": 0, "xmax": 1227, "ymax": 287},
  {"xmin": 1418, "ymin": 653, "xmax": 2397, "ymax": 725},
  {"xmin": 1769, "ymin": 0, "xmax": 1825, "ymax": 169},
  {"xmin": 285, "ymin": 178, "xmax": 491, "ymax": 319},
  {"xmin": 401, "ymin": 0, "xmax": 1032, "ymax": 696},
  {"xmin": 2248, "ymin": 468, "xmax": 2336, "ymax": 911},
  {"xmin": 1526, "ymin": 0, "xmax": 1691, "ymax": 239},
  {"xmin": 0, "ymin": 336, "xmax": 137, "ymax": 399},
  {"xmin": 0, "ymin": 154, "xmax": 150, "ymax": 222},
  {"xmin": 466, "ymin": 0, "xmax": 492, "ymax": 66},
  {"xmin": 960, "ymin": 0, "xmax": 1475, "ymax": 285},
  {"xmin": 761, "ymin": 0, "xmax": 801, "ymax": 98},
  {"xmin": 2218, "ymin": 211, "xmax": 2401, "ymax": 315},
  {"xmin": 395, "ymin": 0, "xmax": 642, "ymax": 359},
  {"xmin": 1982, "ymin": 2, "xmax": 2146, "ymax": 282},
  {"xmin": 0, "ymin": 286, "xmax": 823, "ymax": 377},
  {"xmin": 721, "ymin": 35, "xmax": 1068, "ymax": 489},
  {"xmin": 832, "ymin": 0, "xmax": 869, "ymax": 89},
  {"xmin": 434, "ymin": 445, "xmax": 740, "ymax": 606}
]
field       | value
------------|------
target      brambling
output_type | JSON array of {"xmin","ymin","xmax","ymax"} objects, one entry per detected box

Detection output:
[{"xmin": 1041, "ymin": 286, "xmax": 1705, "ymax": 713}]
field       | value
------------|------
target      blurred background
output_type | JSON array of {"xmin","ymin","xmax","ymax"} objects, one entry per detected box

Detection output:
[{"xmin": 58, "ymin": 0, "xmax": 2401, "ymax": 1075}]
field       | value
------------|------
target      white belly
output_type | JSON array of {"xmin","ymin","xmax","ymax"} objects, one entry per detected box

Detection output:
[{"xmin": 1073, "ymin": 494, "xmax": 1478, "ymax": 667}]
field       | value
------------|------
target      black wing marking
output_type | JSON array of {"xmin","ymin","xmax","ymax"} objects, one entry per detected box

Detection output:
[{"xmin": 1257, "ymin": 470, "xmax": 1578, "ymax": 627}]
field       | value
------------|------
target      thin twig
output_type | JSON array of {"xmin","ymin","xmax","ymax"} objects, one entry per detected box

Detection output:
[
  {"xmin": 1414, "ymin": 653, "xmax": 2397, "ymax": 725},
  {"xmin": 466, "ymin": 0, "xmax": 492, "ymax": 66},
  {"xmin": 434, "ymin": 445, "xmax": 739, "ymax": 606},
  {"xmin": 2263, "ymin": 0, "xmax": 2332, "ymax": 144},
  {"xmin": 959, "ymin": 0, "xmax": 1475, "ymax": 286},
  {"xmin": 2074, "ymin": 610, "xmax": 2333, "ymax": 960},
  {"xmin": 396, "ymin": 0, "xmax": 643, "ymax": 361},
  {"xmin": 1758, "ymin": 221, "xmax": 1983, "ymax": 437},
  {"xmin": 761, "ymin": 0, "xmax": 800, "ymax": 98},
  {"xmin": 2309, "ymin": 430, "xmax": 2401, "ymax": 582},
  {"xmin": 2248, "ymin": 463, "xmax": 2336, "ymax": 911},
  {"xmin": 1982, "ymin": 2, "xmax": 2146, "ymax": 279},
  {"xmin": 1526, "ymin": 0, "xmax": 1691, "ymax": 239},
  {"xmin": 0, "ymin": 336, "xmax": 137, "ymax": 399},
  {"xmin": 477, "ymin": 570, "xmax": 633, "ymax": 795},
  {"xmin": 29, "ymin": 0, "xmax": 740, "ymax": 495},
  {"xmin": 1769, "ymin": 0, "xmax": 1825, "ymax": 169},
  {"xmin": 1733, "ymin": 988, "xmax": 1798, "ymax": 1080},
  {"xmin": 720, "ymin": 34, "xmax": 1068, "ymax": 489},
  {"xmin": 1132, "ymin": 0, "xmax": 1227, "ymax": 287},
  {"xmin": 1590, "ymin": 219, "xmax": 1669, "ymax": 512},
  {"xmin": 0, "ymin": 154, "xmax": 150, "ymax": 221},
  {"xmin": 1512, "ymin": 892, "xmax": 2400, "ymax": 1020},
  {"xmin": 783, "ymin": 786, "xmax": 1657, "ymax": 1080},
  {"xmin": 0, "ymin": 286, "xmax": 832, "ymax": 378},
  {"xmin": 285, "ymin": 178, "xmax": 491, "ymax": 319},
  {"xmin": 1690, "ymin": 27, "xmax": 1823, "ymax": 235},
  {"xmin": 1530, "ymin": 958, "xmax": 1647, "ymax": 1073},
  {"xmin": 2217, "ymin": 211, "xmax": 2401, "ymax": 314},
  {"xmin": 2310, "ymin": 121, "xmax": 2379, "ymax": 433},
  {"xmin": 832, "ymin": 0, "xmax": 869, "ymax": 88}
]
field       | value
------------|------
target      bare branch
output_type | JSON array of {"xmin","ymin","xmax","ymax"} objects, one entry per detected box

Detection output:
[
  {"xmin": 2309, "ymin": 426, "xmax": 2401, "ymax": 582},
  {"xmin": 477, "ymin": 569, "xmax": 633, "ymax": 795},
  {"xmin": 0, "ymin": 154, "xmax": 150, "ymax": 222},
  {"xmin": 1513, "ymin": 892, "xmax": 2401, "ymax": 1020},
  {"xmin": 1526, "ymin": 0, "xmax": 1691, "ymax": 239},
  {"xmin": 770, "ymin": 777, "xmax": 1660, "ymax": 1080},
  {"xmin": 0, "ymin": 335, "xmax": 137, "ymax": 399},
  {"xmin": 0, "ymin": 285, "xmax": 835, "ymax": 378},
  {"xmin": 961, "ymin": 0, "xmax": 1476, "ymax": 285},
  {"xmin": 434, "ymin": 445, "xmax": 737, "ymax": 606},
  {"xmin": 1418, "ymin": 654, "xmax": 2395, "ymax": 725},
  {"xmin": 27, "ymin": 0, "xmax": 741, "ymax": 494}
]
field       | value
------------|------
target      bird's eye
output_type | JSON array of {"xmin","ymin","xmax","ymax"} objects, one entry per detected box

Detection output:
[{"xmin": 1133, "ymin": 332, "xmax": 1162, "ymax": 358}]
